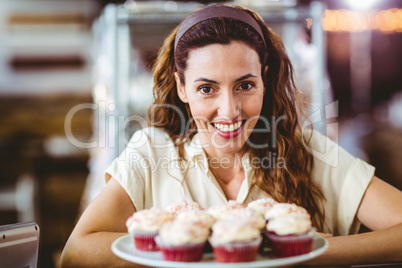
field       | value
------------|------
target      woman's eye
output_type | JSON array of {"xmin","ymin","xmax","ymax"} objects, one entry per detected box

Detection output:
[
  {"xmin": 238, "ymin": 82, "xmax": 253, "ymax": 91},
  {"xmin": 199, "ymin": 86, "xmax": 213, "ymax": 94}
]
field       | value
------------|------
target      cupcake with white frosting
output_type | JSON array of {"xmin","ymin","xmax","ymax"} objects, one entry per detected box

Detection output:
[
  {"xmin": 266, "ymin": 214, "xmax": 315, "ymax": 257},
  {"xmin": 166, "ymin": 200, "xmax": 204, "ymax": 216},
  {"xmin": 126, "ymin": 207, "xmax": 173, "ymax": 251},
  {"xmin": 176, "ymin": 210, "xmax": 216, "ymax": 229},
  {"xmin": 209, "ymin": 219, "xmax": 262, "ymax": 262},
  {"xmin": 155, "ymin": 220, "xmax": 209, "ymax": 262},
  {"xmin": 206, "ymin": 200, "xmax": 246, "ymax": 220},
  {"xmin": 219, "ymin": 208, "xmax": 265, "ymax": 230},
  {"xmin": 264, "ymin": 203, "xmax": 309, "ymax": 221},
  {"xmin": 247, "ymin": 198, "xmax": 278, "ymax": 216}
]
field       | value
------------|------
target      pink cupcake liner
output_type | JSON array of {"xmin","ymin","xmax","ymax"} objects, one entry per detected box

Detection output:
[
  {"xmin": 131, "ymin": 230, "xmax": 159, "ymax": 251},
  {"xmin": 211, "ymin": 236, "xmax": 262, "ymax": 263},
  {"xmin": 267, "ymin": 229, "xmax": 314, "ymax": 257},
  {"xmin": 155, "ymin": 236, "xmax": 206, "ymax": 262}
]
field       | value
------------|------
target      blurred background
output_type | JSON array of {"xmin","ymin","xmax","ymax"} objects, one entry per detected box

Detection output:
[{"xmin": 0, "ymin": 0, "xmax": 401, "ymax": 267}]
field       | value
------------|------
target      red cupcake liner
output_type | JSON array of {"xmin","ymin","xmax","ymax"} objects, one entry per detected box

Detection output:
[
  {"xmin": 211, "ymin": 236, "xmax": 262, "ymax": 263},
  {"xmin": 132, "ymin": 230, "xmax": 159, "ymax": 251},
  {"xmin": 155, "ymin": 236, "xmax": 206, "ymax": 262},
  {"xmin": 267, "ymin": 229, "xmax": 314, "ymax": 257}
]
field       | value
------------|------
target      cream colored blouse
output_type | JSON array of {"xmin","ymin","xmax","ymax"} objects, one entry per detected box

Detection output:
[{"xmin": 105, "ymin": 127, "xmax": 375, "ymax": 236}]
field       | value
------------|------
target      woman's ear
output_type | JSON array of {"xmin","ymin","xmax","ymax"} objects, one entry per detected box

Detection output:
[{"xmin": 175, "ymin": 72, "xmax": 188, "ymax": 103}]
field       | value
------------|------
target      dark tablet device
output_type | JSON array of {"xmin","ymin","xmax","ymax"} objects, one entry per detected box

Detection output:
[{"xmin": 0, "ymin": 221, "xmax": 40, "ymax": 268}]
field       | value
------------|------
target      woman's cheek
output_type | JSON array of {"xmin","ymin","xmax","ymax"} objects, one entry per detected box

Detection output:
[{"xmin": 190, "ymin": 98, "xmax": 216, "ymax": 116}]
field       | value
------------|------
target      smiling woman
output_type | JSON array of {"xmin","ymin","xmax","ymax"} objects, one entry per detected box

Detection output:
[
  {"xmin": 60, "ymin": 4, "xmax": 402, "ymax": 268},
  {"xmin": 150, "ymin": 4, "xmax": 324, "ymax": 228}
]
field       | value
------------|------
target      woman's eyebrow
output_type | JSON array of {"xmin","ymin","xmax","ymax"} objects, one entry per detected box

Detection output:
[
  {"xmin": 193, "ymin": 77, "xmax": 218, "ymax": 84},
  {"xmin": 235, "ymin": 73, "xmax": 257, "ymax": 83},
  {"xmin": 193, "ymin": 73, "xmax": 257, "ymax": 84}
]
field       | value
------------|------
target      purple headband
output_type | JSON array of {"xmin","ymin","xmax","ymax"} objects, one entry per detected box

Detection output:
[{"xmin": 174, "ymin": 5, "xmax": 267, "ymax": 51}]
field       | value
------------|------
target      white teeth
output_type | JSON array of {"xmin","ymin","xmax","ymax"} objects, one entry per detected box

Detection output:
[{"xmin": 214, "ymin": 122, "xmax": 242, "ymax": 132}]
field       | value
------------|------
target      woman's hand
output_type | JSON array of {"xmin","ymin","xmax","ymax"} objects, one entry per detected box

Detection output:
[{"xmin": 316, "ymin": 232, "xmax": 333, "ymax": 238}]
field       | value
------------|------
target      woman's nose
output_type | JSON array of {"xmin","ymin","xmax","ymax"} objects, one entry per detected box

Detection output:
[{"xmin": 218, "ymin": 92, "xmax": 240, "ymax": 119}]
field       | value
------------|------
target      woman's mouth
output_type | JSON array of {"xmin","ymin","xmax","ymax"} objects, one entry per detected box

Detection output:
[{"xmin": 211, "ymin": 120, "xmax": 245, "ymax": 138}]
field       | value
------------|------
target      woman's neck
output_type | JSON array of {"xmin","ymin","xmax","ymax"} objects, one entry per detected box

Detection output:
[
  {"xmin": 207, "ymin": 151, "xmax": 244, "ymax": 182},
  {"xmin": 203, "ymin": 149, "xmax": 247, "ymax": 200}
]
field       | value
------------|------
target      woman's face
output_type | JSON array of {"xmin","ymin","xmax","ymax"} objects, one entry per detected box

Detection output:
[{"xmin": 176, "ymin": 41, "xmax": 265, "ymax": 157}]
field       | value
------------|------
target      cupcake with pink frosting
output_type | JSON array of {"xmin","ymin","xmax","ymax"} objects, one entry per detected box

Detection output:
[
  {"xmin": 266, "ymin": 214, "xmax": 315, "ymax": 257},
  {"xmin": 209, "ymin": 219, "xmax": 262, "ymax": 263},
  {"xmin": 126, "ymin": 207, "xmax": 173, "ymax": 251},
  {"xmin": 155, "ymin": 219, "xmax": 209, "ymax": 262}
]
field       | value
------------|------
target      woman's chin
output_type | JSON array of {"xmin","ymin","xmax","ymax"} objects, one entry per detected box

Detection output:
[
  {"xmin": 197, "ymin": 126, "xmax": 252, "ymax": 156},
  {"xmin": 209, "ymin": 138, "xmax": 248, "ymax": 156}
]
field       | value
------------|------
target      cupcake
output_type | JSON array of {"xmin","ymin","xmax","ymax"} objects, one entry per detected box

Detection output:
[
  {"xmin": 155, "ymin": 220, "xmax": 209, "ymax": 262},
  {"xmin": 247, "ymin": 198, "xmax": 278, "ymax": 216},
  {"xmin": 222, "ymin": 207, "xmax": 268, "ymax": 254},
  {"xmin": 176, "ymin": 210, "xmax": 216, "ymax": 254},
  {"xmin": 220, "ymin": 208, "xmax": 265, "ymax": 230},
  {"xmin": 206, "ymin": 200, "xmax": 246, "ymax": 220},
  {"xmin": 266, "ymin": 214, "xmax": 315, "ymax": 257},
  {"xmin": 209, "ymin": 219, "xmax": 262, "ymax": 263},
  {"xmin": 176, "ymin": 210, "xmax": 216, "ymax": 229},
  {"xmin": 166, "ymin": 200, "xmax": 204, "ymax": 216},
  {"xmin": 264, "ymin": 203, "xmax": 309, "ymax": 221},
  {"xmin": 126, "ymin": 207, "xmax": 173, "ymax": 251}
]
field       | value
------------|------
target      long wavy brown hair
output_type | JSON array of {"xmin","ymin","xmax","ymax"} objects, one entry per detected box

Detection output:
[{"xmin": 148, "ymin": 5, "xmax": 326, "ymax": 230}]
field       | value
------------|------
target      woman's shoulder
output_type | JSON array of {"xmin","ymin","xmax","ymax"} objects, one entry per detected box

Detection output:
[
  {"xmin": 302, "ymin": 128, "xmax": 348, "ymax": 167},
  {"xmin": 120, "ymin": 127, "xmax": 176, "ymax": 159},
  {"xmin": 302, "ymin": 128, "xmax": 344, "ymax": 150},
  {"xmin": 133, "ymin": 126, "xmax": 170, "ymax": 138},
  {"xmin": 302, "ymin": 128, "xmax": 330, "ymax": 149},
  {"xmin": 129, "ymin": 127, "xmax": 173, "ymax": 146}
]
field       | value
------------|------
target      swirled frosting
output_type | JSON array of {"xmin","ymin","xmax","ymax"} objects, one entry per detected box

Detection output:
[
  {"xmin": 159, "ymin": 220, "xmax": 209, "ymax": 245},
  {"xmin": 220, "ymin": 208, "xmax": 265, "ymax": 229},
  {"xmin": 247, "ymin": 198, "xmax": 277, "ymax": 215},
  {"xmin": 176, "ymin": 210, "xmax": 216, "ymax": 228},
  {"xmin": 266, "ymin": 215, "xmax": 312, "ymax": 235},
  {"xmin": 206, "ymin": 200, "xmax": 246, "ymax": 220},
  {"xmin": 126, "ymin": 207, "xmax": 174, "ymax": 233},
  {"xmin": 264, "ymin": 203, "xmax": 309, "ymax": 221},
  {"xmin": 166, "ymin": 200, "xmax": 204, "ymax": 216},
  {"xmin": 210, "ymin": 219, "xmax": 261, "ymax": 245}
]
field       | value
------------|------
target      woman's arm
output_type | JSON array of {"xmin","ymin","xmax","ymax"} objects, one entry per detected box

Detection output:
[
  {"xmin": 60, "ymin": 177, "xmax": 140, "ymax": 267},
  {"xmin": 311, "ymin": 176, "xmax": 402, "ymax": 265}
]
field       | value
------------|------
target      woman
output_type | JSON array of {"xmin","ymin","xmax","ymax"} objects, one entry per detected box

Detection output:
[{"xmin": 61, "ymin": 4, "xmax": 402, "ymax": 267}]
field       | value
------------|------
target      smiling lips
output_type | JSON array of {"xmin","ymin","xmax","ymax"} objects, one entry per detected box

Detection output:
[{"xmin": 211, "ymin": 121, "xmax": 244, "ymax": 138}]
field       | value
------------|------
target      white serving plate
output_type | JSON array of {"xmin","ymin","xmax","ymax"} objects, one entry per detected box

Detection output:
[{"xmin": 112, "ymin": 234, "xmax": 328, "ymax": 268}]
